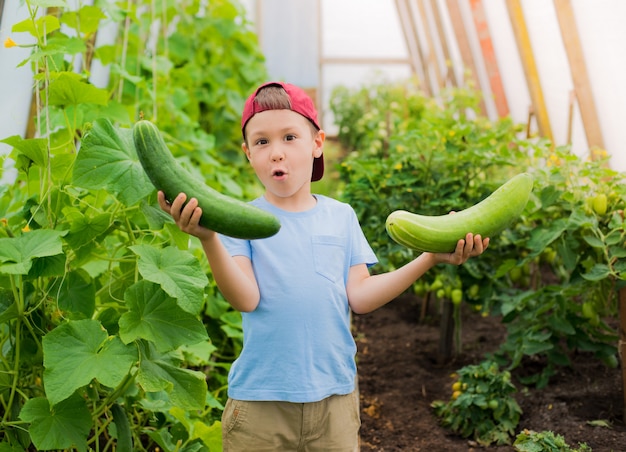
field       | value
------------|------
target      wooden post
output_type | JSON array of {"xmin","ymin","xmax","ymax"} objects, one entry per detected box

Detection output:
[
  {"xmin": 444, "ymin": 0, "xmax": 487, "ymax": 115},
  {"xmin": 416, "ymin": 0, "xmax": 444, "ymax": 91},
  {"xmin": 468, "ymin": 0, "xmax": 510, "ymax": 118},
  {"xmin": 617, "ymin": 287, "xmax": 626, "ymax": 424},
  {"xmin": 429, "ymin": 0, "xmax": 459, "ymax": 87},
  {"xmin": 395, "ymin": 0, "xmax": 432, "ymax": 95},
  {"xmin": 566, "ymin": 90, "xmax": 576, "ymax": 145},
  {"xmin": 505, "ymin": 0, "xmax": 554, "ymax": 142},
  {"xmin": 553, "ymin": 0, "xmax": 605, "ymax": 151}
]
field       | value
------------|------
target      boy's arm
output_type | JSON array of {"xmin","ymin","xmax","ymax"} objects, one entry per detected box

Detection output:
[
  {"xmin": 346, "ymin": 233, "xmax": 488, "ymax": 315},
  {"xmin": 158, "ymin": 192, "xmax": 260, "ymax": 312}
]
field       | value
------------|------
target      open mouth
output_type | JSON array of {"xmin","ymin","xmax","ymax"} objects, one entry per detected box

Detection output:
[{"xmin": 273, "ymin": 170, "xmax": 286, "ymax": 177}]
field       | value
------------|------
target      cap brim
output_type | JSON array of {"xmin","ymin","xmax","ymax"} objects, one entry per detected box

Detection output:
[{"xmin": 312, "ymin": 155, "xmax": 324, "ymax": 182}]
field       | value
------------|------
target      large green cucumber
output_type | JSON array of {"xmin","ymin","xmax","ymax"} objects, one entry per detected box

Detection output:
[
  {"xmin": 133, "ymin": 120, "xmax": 280, "ymax": 239},
  {"xmin": 385, "ymin": 172, "xmax": 533, "ymax": 253}
]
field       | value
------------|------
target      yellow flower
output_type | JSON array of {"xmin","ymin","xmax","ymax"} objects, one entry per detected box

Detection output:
[
  {"xmin": 0, "ymin": 218, "xmax": 7, "ymax": 227},
  {"xmin": 546, "ymin": 152, "xmax": 561, "ymax": 167},
  {"xmin": 394, "ymin": 162, "xmax": 402, "ymax": 171},
  {"xmin": 22, "ymin": 224, "xmax": 30, "ymax": 232},
  {"xmin": 4, "ymin": 37, "xmax": 17, "ymax": 48}
]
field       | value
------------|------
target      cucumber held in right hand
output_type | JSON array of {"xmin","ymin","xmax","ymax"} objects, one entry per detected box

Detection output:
[{"xmin": 385, "ymin": 172, "xmax": 534, "ymax": 253}]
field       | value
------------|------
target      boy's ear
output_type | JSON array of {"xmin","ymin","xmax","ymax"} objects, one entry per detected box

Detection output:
[
  {"xmin": 242, "ymin": 142, "xmax": 252, "ymax": 161},
  {"xmin": 313, "ymin": 129, "xmax": 325, "ymax": 158}
]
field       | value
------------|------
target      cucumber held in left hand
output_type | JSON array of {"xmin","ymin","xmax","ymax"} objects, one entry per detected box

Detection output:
[
  {"xmin": 133, "ymin": 119, "xmax": 281, "ymax": 239},
  {"xmin": 385, "ymin": 172, "xmax": 534, "ymax": 253}
]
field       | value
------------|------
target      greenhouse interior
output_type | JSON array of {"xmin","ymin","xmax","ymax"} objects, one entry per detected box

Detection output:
[{"xmin": 0, "ymin": 0, "xmax": 625, "ymax": 450}]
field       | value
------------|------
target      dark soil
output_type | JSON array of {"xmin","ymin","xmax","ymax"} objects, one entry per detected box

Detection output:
[{"xmin": 354, "ymin": 294, "xmax": 626, "ymax": 452}]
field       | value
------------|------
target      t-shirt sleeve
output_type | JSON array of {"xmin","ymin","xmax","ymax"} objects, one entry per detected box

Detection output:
[
  {"xmin": 219, "ymin": 234, "xmax": 252, "ymax": 259},
  {"xmin": 348, "ymin": 208, "xmax": 378, "ymax": 268}
]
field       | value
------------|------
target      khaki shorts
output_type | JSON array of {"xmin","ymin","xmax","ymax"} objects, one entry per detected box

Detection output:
[{"xmin": 221, "ymin": 390, "xmax": 361, "ymax": 451}]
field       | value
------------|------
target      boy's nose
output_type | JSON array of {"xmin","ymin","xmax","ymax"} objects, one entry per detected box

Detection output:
[{"xmin": 270, "ymin": 148, "xmax": 285, "ymax": 162}]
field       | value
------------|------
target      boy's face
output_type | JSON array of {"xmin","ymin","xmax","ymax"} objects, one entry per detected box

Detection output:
[{"xmin": 242, "ymin": 109, "xmax": 324, "ymax": 205}]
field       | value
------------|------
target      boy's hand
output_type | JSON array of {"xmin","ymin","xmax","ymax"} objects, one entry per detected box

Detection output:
[
  {"xmin": 432, "ymin": 233, "xmax": 489, "ymax": 265},
  {"xmin": 158, "ymin": 191, "xmax": 215, "ymax": 241}
]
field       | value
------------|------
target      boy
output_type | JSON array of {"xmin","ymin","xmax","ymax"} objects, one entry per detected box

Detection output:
[{"xmin": 158, "ymin": 81, "xmax": 488, "ymax": 451}]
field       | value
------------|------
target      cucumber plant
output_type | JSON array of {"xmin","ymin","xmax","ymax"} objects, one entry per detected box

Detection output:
[{"xmin": 0, "ymin": 0, "xmax": 268, "ymax": 450}]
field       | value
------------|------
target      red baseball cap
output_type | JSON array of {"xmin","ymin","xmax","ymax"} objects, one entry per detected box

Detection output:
[{"xmin": 241, "ymin": 81, "xmax": 324, "ymax": 182}]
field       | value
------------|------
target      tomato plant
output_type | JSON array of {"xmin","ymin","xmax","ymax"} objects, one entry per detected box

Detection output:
[
  {"xmin": 332, "ymin": 80, "xmax": 625, "ymax": 388},
  {"xmin": 513, "ymin": 429, "xmax": 592, "ymax": 452},
  {"xmin": 431, "ymin": 360, "xmax": 522, "ymax": 446}
]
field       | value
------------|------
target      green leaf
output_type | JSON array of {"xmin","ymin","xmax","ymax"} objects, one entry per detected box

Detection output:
[
  {"xmin": 73, "ymin": 119, "xmax": 154, "ymax": 205},
  {"xmin": 61, "ymin": 5, "xmax": 107, "ymax": 34},
  {"xmin": 48, "ymin": 73, "xmax": 109, "ymax": 107},
  {"xmin": 604, "ymin": 230, "xmax": 622, "ymax": 246},
  {"xmin": 12, "ymin": 15, "xmax": 60, "ymax": 38},
  {"xmin": 0, "ymin": 230, "xmax": 66, "ymax": 275},
  {"xmin": 43, "ymin": 319, "xmax": 138, "ymax": 406},
  {"xmin": 19, "ymin": 394, "xmax": 91, "ymax": 452},
  {"xmin": 582, "ymin": 234, "xmax": 604, "ymax": 248},
  {"xmin": 56, "ymin": 269, "xmax": 96, "ymax": 319},
  {"xmin": 527, "ymin": 219, "xmax": 567, "ymax": 252},
  {"xmin": 29, "ymin": 253, "xmax": 67, "ymax": 278},
  {"xmin": 130, "ymin": 245, "xmax": 208, "ymax": 315},
  {"xmin": 137, "ymin": 345, "xmax": 207, "ymax": 411},
  {"xmin": 567, "ymin": 208, "xmax": 596, "ymax": 229},
  {"xmin": 522, "ymin": 335, "xmax": 553, "ymax": 355},
  {"xmin": 27, "ymin": 36, "xmax": 87, "ymax": 63},
  {"xmin": 547, "ymin": 315, "xmax": 575, "ymax": 335},
  {"xmin": 169, "ymin": 407, "xmax": 222, "ymax": 449},
  {"xmin": 609, "ymin": 245, "xmax": 626, "ymax": 259},
  {"xmin": 62, "ymin": 207, "xmax": 112, "ymax": 250},
  {"xmin": 0, "ymin": 136, "xmax": 48, "ymax": 167},
  {"xmin": 582, "ymin": 263, "xmax": 611, "ymax": 281},
  {"xmin": 0, "ymin": 291, "xmax": 19, "ymax": 324},
  {"xmin": 180, "ymin": 340, "xmax": 218, "ymax": 367},
  {"xmin": 119, "ymin": 280, "xmax": 208, "ymax": 351},
  {"xmin": 30, "ymin": 0, "xmax": 68, "ymax": 7}
]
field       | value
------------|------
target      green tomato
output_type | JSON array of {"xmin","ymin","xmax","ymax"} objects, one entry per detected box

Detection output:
[
  {"xmin": 488, "ymin": 399, "xmax": 499, "ymax": 410},
  {"xmin": 592, "ymin": 193, "xmax": 608, "ymax": 216},
  {"xmin": 413, "ymin": 281, "xmax": 426, "ymax": 296},
  {"xmin": 509, "ymin": 267, "xmax": 523, "ymax": 282},
  {"xmin": 430, "ymin": 278, "xmax": 444, "ymax": 291},
  {"xmin": 582, "ymin": 302, "xmax": 600, "ymax": 326},
  {"xmin": 467, "ymin": 284, "xmax": 480, "ymax": 299},
  {"xmin": 451, "ymin": 289, "xmax": 463, "ymax": 305}
]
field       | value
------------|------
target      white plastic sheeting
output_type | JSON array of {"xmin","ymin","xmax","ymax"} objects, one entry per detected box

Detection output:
[{"xmin": 2, "ymin": 0, "xmax": 625, "ymax": 172}]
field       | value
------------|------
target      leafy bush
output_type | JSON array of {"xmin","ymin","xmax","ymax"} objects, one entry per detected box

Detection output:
[
  {"xmin": 431, "ymin": 360, "xmax": 522, "ymax": 446},
  {"xmin": 514, "ymin": 429, "xmax": 592, "ymax": 452},
  {"xmin": 331, "ymin": 79, "xmax": 624, "ymax": 386}
]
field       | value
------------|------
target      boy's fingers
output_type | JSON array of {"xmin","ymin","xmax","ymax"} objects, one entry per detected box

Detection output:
[
  {"xmin": 157, "ymin": 191, "xmax": 170, "ymax": 211},
  {"xmin": 178, "ymin": 197, "xmax": 198, "ymax": 224}
]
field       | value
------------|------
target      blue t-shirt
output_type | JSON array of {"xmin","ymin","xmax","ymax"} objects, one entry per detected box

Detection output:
[{"xmin": 219, "ymin": 195, "xmax": 378, "ymax": 403}]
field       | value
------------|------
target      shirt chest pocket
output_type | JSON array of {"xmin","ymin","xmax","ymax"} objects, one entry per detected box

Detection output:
[{"xmin": 312, "ymin": 235, "xmax": 347, "ymax": 284}]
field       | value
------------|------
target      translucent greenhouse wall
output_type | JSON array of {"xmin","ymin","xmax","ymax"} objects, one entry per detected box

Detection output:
[
  {"xmin": 246, "ymin": 0, "xmax": 626, "ymax": 171},
  {"xmin": 2, "ymin": 0, "xmax": 626, "ymax": 173}
]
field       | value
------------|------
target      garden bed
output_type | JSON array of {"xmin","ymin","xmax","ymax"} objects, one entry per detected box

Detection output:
[{"xmin": 354, "ymin": 294, "xmax": 626, "ymax": 451}]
